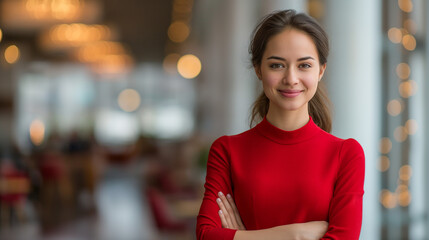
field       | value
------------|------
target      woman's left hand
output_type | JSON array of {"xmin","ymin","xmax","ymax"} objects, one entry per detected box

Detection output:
[{"xmin": 216, "ymin": 191, "xmax": 246, "ymax": 230}]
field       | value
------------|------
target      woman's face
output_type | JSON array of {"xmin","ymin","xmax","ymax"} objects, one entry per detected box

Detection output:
[{"xmin": 255, "ymin": 28, "xmax": 326, "ymax": 115}]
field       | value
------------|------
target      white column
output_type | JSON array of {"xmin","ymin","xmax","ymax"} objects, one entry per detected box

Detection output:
[
  {"xmin": 195, "ymin": 0, "xmax": 259, "ymax": 137},
  {"xmin": 324, "ymin": 1, "xmax": 381, "ymax": 239}
]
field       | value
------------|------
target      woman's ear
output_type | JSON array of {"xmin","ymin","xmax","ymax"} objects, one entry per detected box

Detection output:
[
  {"xmin": 254, "ymin": 65, "xmax": 262, "ymax": 80},
  {"xmin": 318, "ymin": 63, "xmax": 327, "ymax": 81}
]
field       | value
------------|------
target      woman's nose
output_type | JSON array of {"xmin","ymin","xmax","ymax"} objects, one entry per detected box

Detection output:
[{"xmin": 282, "ymin": 67, "xmax": 299, "ymax": 85}]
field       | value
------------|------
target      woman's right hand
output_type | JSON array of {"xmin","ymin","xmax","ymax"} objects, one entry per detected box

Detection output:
[{"xmin": 288, "ymin": 221, "xmax": 328, "ymax": 240}]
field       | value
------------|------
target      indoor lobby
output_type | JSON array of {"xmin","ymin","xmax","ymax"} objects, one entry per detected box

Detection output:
[{"xmin": 0, "ymin": 0, "xmax": 428, "ymax": 239}]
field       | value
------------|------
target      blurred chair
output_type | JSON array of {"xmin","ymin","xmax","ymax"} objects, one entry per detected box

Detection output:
[{"xmin": 0, "ymin": 162, "xmax": 30, "ymax": 227}]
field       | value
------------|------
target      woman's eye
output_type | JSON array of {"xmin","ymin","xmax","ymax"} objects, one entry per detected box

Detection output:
[
  {"xmin": 270, "ymin": 63, "xmax": 284, "ymax": 69},
  {"xmin": 299, "ymin": 63, "xmax": 311, "ymax": 69}
]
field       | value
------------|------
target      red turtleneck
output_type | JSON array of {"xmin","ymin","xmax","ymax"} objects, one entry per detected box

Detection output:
[{"xmin": 196, "ymin": 117, "xmax": 365, "ymax": 240}]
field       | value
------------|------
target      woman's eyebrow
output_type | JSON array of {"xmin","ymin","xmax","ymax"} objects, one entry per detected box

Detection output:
[
  {"xmin": 266, "ymin": 56, "xmax": 315, "ymax": 61},
  {"xmin": 297, "ymin": 56, "xmax": 315, "ymax": 61},
  {"xmin": 266, "ymin": 56, "xmax": 285, "ymax": 61}
]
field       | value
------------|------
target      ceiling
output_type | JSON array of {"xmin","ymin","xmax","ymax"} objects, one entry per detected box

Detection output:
[{"xmin": 0, "ymin": 0, "xmax": 175, "ymax": 63}]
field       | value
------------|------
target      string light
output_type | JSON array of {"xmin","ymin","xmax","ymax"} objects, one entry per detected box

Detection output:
[
  {"xmin": 4, "ymin": 45, "xmax": 20, "ymax": 64},
  {"xmin": 388, "ymin": 27, "xmax": 402, "ymax": 43},
  {"xmin": 387, "ymin": 99, "xmax": 402, "ymax": 116},
  {"xmin": 398, "ymin": 80, "xmax": 416, "ymax": 98},
  {"xmin": 378, "ymin": 156, "xmax": 390, "ymax": 172},
  {"xmin": 177, "ymin": 54, "xmax": 201, "ymax": 79},
  {"xmin": 168, "ymin": 21, "xmax": 190, "ymax": 43},
  {"xmin": 405, "ymin": 119, "xmax": 417, "ymax": 135},
  {"xmin": 29, "ymin": 119, "xmax": 45, "ymax": 146},
  {"xmin": 379, "ymin": 137, "xmax": 392, "ymax": 154},
  {"xmin": 396, "ymin": 63, "xmax": 410, "ymax": 79},
  {"xmin": 398, "ymin": 0, "xmax": 413, "ymax": 13},
  {"xmin": 399, "ymin": 165, "xmax": 412, "ymax": 181},
  {"xmin": 163, "ymin": 53, "xmax": 181, "ymax": 75},
  {"xmin": 402, "ymin": 34, "xmax": 416, "ymax": 51},
  {"xmin": 394, "ymin": 126, "xmax": 408, "ymax": 142},
  {"xmin": 380, "ymin": 189, "xmax": 397, "ymax": 209}
]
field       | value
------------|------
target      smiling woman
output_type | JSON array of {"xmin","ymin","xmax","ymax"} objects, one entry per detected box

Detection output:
[{"xmin": 196, "ymin": 9, "xmax": 365, "ymax": 240}]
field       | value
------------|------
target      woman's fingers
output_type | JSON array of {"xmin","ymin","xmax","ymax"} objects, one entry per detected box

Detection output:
[
  {"xmin": 218, "ymin": 210, "xmax": 229, "ymax": 228},
  {"xmin": 226, "ymin": 193, "xmax": 245, "ymax": 229},
  {"xmin": 218, "ymin": 191, "xmax": 239, "ymax": 228},
  {"xmin": 217, "ymin": 196, "xmax": 234, "ymax": 228}
]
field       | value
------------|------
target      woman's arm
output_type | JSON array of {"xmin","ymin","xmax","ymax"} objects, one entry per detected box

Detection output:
[
  {"xmin": 320, "ymin": 139, "xmax": 365, "ymax": 239},
  {"xmin": 217, "ymin": 191, "xmax": 328, "ymax": 240}
]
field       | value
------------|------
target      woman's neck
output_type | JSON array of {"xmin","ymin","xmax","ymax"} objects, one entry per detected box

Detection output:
[{"xmin": 265, "ymin": 106, "xmax": 310, "ymax": 131}]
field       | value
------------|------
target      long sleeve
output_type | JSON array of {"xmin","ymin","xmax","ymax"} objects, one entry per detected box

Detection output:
[
  {"xmin": 321, "ymin": 138, "xmax": 365, "ymax": 240},
  {"xmin": 196, "ymin": 136, "xmax": 237, "ymax": 240}
]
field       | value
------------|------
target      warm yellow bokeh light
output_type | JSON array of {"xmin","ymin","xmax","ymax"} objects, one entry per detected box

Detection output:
[
  {"xmin": 387, "ymin": 99, "xmax": 402, "ymax": 116},
  {"xmin": 405, "ymin": 119, "xmax": 418, "ymax": 135},
  {"xmin": 26, "ymin": 0, "xmax": 83, "ymax": 20},
  {"xmin": 387, "ymin": 27, "xmax": 402, "ymax": 44},
  {"xmin": 177, "ymin": 54, "xmax": 202, "ymax": 79},
  {"xmin": 163, "ymin": 53, "xmax": 181, "ymax": 75},
  {"xmin": 4, "ymin": 45, "xmax": 20, "ymax": 64},
  {"xmin": 30, "ymin": 119, "xmax": 45, "ymax": 146},
  {"xmin": 394, "ymin": 126, "xmax": 408, "ymax": 142},
  {"xmin": 402, "ymin": 34, "xmax": 416, "ymax": 51},
  {"xmin": 398, "ymin": 0, "xmax": 413, "ymax": 13},
  {"xmin": 168, "ymin": 21, "xmax": 190, "ymax": 43},
  {"xmin": 399, "ymin": 165, "xmax": 412, "ymax": 181},
  {"xmin": 118, "ymin": 89, "xmax": 141, "ymax": 112},
  {"xmin": 396, "ymin": 63, "xmax": 410, "ymax": 79},
  {"xmin": 308, "ymin": 0, "xmax": 325, "ymax": 19},
  {"xmin": 380, "ymin": 189, "xmax": 397, "ymax": 209},
  {"xmin": 0, "ymin": 28, "xmax": 3, "ymax": 43},
  {"xmin": 404, "ymin": 19, "xmax": 417, "ymax": 34},
  {"xmin": 398, "ymin": 80, "xmax": 416, "ymax": 98},
  {"xmin": 379, "ymin": 137, "xmax": 392, "ymax": 154},
  {"xmin": 378, "ymin": 156, "xmax": 390, "ymax": 172}
]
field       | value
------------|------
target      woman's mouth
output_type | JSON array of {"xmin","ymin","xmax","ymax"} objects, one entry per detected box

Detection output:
[{"xmin": 278, "ymin": 89, "xmax": 303, "ymax": 98}]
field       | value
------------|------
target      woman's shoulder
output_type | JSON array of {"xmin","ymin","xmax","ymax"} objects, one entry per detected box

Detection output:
[
  {"xmin": 318, "ymin": 131, "xmax": 364, "ymax": 153},
  {"xmin": 210, "ymin": 127, "xmax": 257, "ymax": 148}
]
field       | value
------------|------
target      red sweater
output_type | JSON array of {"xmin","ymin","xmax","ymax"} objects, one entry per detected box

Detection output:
[{"xmin": 196, "ymin": 117, "xmax": 365, "ymax": 240}]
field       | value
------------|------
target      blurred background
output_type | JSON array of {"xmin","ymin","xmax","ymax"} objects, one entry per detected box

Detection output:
[{"xmin": 0, "ymin": 0, "xmax": 427, "ymax": 239}]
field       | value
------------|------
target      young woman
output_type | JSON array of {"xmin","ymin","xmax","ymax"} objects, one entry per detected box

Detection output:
[{"xmin": 196, "ymin": 9, "xmax": 365, "ymax": 240}]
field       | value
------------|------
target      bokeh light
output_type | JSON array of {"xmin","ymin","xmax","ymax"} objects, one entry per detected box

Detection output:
[
  {"xmin": 4, "ymin": 45, "xmax": 20, "ymax": 64},
  {"xmin": 388, "ymin": 27, "xmax": 402, "ymax": 43},
  {"xmin": 380, "ymin": 189, "xmax": 397, "ymax": 209},
  {"xmin": 387, "ymin": 99, "xmax": 402, "ymax": 116},
  {"xmin": 405, "ymin": 119, "xmax": 418, "ymax": 135},
  {"xmin": 402, "ymin": 34, "xmax": 416, "ymax": 51},
  {"xmin": 177, "ymin": 54, "xmax": 202, "ymax": 79},
  {"xmin": 404, "ymin": 19, "xmax": 417, "ymax": 34},
  {"xmin": 398, "ymin": 0, "xmax": 413, "ymax": 13},
  {"xmin": 379, "ymin": 137, "xmax": 392, "ymax": 154},
  {"xmin": 399, "ymin": 165, "xmax": 412, "ymax": 181},
  {"xmin": 396, "ymin": 63, "xmax": 410, "ymax": 79},
  {"xmin": 29, "ymin": 119, "xmax": 45, "ymax": 146},
  {"xmin": 398, "ymin": 80, "xmax": 416, "ymax": 98},
  {"xmin": 378, "ymin": 156, "xmax": 390, "ymax": 172},
  {"xmin": 118, "ymin": 89, "xmax": 141, "ymax": 112},
  {"xmin": 394, "ymin": 126, "xmax": 408, "ymax": 142},
  {"xmin": 0, "ymin": 28, "xmax": 3, "ymax": 43},
  {"xmin": 163, "ymin": 53, "xmax": 181, "ymax": 75},
  {"xmin": 168, "ymin": 21, "xmax": 190, "ymax": 43},
  {"xmin": 396, "ymin": 185, "xmax": 411, "ymax": 207}
]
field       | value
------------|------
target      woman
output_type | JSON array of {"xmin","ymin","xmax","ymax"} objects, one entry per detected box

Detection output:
[{"xmin": 196, "ymin": 9, "xmax": 365, "ymax": 240}]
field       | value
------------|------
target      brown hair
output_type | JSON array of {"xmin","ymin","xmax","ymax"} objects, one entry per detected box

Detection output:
[{"xmin": 249, "ymin": 9, "xmax": 332, "ymax": 133}]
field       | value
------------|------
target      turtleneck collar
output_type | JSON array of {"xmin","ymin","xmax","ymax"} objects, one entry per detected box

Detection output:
[{"xmin": 254, "ymin": 116, "xmax": 322, "ymax": 145}]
